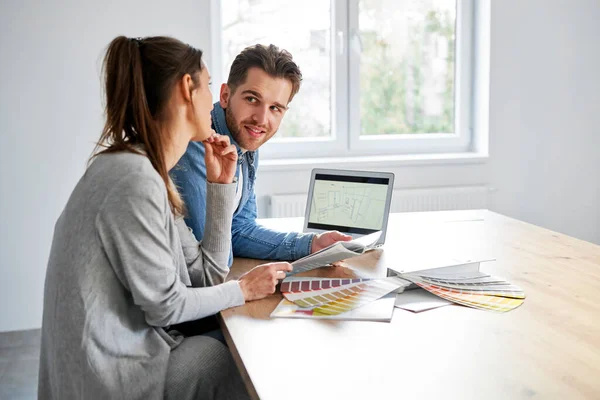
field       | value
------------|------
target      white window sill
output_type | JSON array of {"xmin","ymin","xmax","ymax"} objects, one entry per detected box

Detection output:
[{"xmin": 259, "ymin": 152, "xmax": 489, "ymax": 172}]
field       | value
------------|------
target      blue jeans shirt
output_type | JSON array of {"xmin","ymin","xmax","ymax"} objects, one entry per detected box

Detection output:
[{"xmin": 170, "ymin": 102, "xmax": 315, "ymax": 265}]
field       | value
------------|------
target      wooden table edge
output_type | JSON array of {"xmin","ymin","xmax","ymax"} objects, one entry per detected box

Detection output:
[{"xmin": 217, "ymin": 312, "xmax": 260, "ymax": 400}]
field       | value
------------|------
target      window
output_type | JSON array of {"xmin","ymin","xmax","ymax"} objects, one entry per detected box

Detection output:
[
  {"xmin": 215, "ymin": 0, "xmax": 482, "ymax": 159},
  {"xmin": 220, "ymin": 0, "xmax": 332, "ymax": 141}
]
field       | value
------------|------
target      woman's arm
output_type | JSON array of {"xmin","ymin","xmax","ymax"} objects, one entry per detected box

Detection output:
[
  {"xmin": 178, "ymin": 181, "xmax": 237, "ymax": 287},
  {"xmin": 96, "ymin": 172, "xmax": 243, "ymax": 327},
  {"xmin": 179, "ymin": 132, "xmax": 239, "ymax": 286}
]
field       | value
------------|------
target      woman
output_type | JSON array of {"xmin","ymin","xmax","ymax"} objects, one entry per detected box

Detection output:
[{"xmin": 38, "ymin": 36, "xmax": 292, "ymax": 400}]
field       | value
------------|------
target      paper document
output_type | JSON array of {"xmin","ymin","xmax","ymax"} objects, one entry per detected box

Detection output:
[
  {"xmin": 291, "ymin": 231, "xmax": 381, "ymax": 274},
  {"xmin": 394, "ymin": 289, "xmax": 452, "ymax": 313}
]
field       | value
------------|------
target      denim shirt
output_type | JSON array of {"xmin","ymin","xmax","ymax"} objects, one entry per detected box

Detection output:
[{"xmin": 171, "ymin": 102, "xmax": 315, "ymax": 265}]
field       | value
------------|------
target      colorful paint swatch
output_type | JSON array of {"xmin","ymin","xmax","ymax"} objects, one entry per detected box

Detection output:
[
  {"xmin": 407, "ymin": 276, "xmax": 525, "ymax": 299},
  {"xmin": 282, "ymin": 277, "xmax": 406, "ymax": 315},
  {"xmin": 398, "ymin": 268, "xmax": 526, "ymax": 313},
  {"xmin": 412, "ymin": 282, "xmax": 524, "ymax": 312},
  {"xmin": 417, "ymin": 282, "xmax": 524, "ymax": 312},
  {"xmin": 413, "ymin": 274, "xmax": 523, "ymax": 289},
  {"xmin": 271, "ymin": 294, "xmax": 396, "ymax": 321},
  {"xmin": 280, "ymin": 277, "xmax": 372, "ymax": 294}
]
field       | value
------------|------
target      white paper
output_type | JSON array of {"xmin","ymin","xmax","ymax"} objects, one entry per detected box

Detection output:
[
  {"xmin": 291, "ymin": 231, "xmax": 382, "ymax": 274},
  {"xmin": 394, "ymin": 289, "xmax": 452, "ymax": 313}
]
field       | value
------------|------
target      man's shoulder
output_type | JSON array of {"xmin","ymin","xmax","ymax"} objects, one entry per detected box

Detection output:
[
  {"xmin": 172, "ymin": 142, "xmax": 206, "ymax": 174},
  {"xmin": 183, "ymin": 141, "xmax": 206, "ymax": 157}
]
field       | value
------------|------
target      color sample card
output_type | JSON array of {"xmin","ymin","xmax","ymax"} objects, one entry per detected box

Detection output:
[
  {"xmin": 398, "ymin": 266, "xmax": 527, "ymax": 313},
  {"xmin": 412, "ymin": 274, "xmax": 522, "ymax": 291},
  {"xmin": 406, "ymin": 276, "xmax": 525, "ymax": 299},
  {"xmin": 271, "ymin": 294, "xmax": 396, "ymax": 322},
  {"xmin": 282, "ymin": 280, "xmax": 375, "ymax": 308},
  {"xmin": 280, "ymin": 277, "xmax": 373, "ymax": 294},
  {"xmin": 281, "ymin": 277, "xmax": 406, "ymax": 315},
  {"xmin": 415, "ymin": 282, "xmax": 525, "ymax": 313}
]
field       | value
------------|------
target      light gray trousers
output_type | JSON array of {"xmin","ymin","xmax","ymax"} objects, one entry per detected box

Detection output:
[{"xmin": 165, "ymin": 335, "xmax": 250, "ymax": 400}]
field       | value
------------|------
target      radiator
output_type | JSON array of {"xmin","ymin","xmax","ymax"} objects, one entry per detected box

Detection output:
[{"xmin": 268, "ymin": 186, "xmax": 488, "ymax": 218}]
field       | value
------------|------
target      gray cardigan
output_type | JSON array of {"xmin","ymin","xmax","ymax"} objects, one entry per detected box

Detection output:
[{"xmin": 38, "ymin": 152, "xmax": 245, "ymax": 399}]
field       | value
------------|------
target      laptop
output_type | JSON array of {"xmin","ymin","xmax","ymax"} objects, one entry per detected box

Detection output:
[{"xmin": 302, "ymin": 168, "xmax": 395, "ymax": 246}]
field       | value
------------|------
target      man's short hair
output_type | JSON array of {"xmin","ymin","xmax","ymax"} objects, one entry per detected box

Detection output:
[{"xmin": 227, "ymin": 44, "xmax": 303, "ymax": 103}]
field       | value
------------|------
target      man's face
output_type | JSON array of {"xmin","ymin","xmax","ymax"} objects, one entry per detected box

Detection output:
[{"xmin": 219, "ymin": 67, "xmax": 292, "ymax": 151}]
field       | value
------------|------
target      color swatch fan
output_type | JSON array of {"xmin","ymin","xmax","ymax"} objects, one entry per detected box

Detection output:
[
  {"xmin": 272, "ymin": 276, "xmax": 409, "ymax": 319},
  {"xmin": 401, "ymin": 271, "xmax": 525, "ymax": 313}
]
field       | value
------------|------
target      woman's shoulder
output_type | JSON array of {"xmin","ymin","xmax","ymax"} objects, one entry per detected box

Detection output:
[
  {"xmin": 90, "ymin": 151, "xmax": 165, "ymax": 195},
  {"xmin": 93, "ymin": 150, "xmax": 151, "ymax": 169},
  {"xmin": 92, "ymin": 151, "xmax": 156, "ymax": 175}
]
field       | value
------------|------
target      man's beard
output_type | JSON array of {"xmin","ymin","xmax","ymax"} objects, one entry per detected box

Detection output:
[
  {"xmin": 224, "ymin": 106, "xmax": 242, "ymax": 146},
  {"xmin": 224, "ymin": 106, "xmax": 270, "ymax": 151}
]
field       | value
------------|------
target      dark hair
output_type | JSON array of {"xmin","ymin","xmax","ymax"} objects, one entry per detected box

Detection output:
[
  {"xmin": 227, "ymin": 44, "xmax": 302, "ymax": 103},
  {"xmin": 92, "ymin": 36, "xmax": 204, "ymax": 215}
]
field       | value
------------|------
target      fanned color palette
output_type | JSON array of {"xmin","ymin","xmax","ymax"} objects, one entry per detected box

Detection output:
[
  {"xmin": 402, "ymin": 272, "xmax": 525, "ymax": 313},
  {"xmin": 272, "ymin": 261, "xmax": 525, "ymax": 319},
  {"xmin": 279, "ymin": 276, "xmax": 406, "ymax": 315}
]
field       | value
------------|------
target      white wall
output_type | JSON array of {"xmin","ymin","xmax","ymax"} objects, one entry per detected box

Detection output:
[
  {"xmin": 487, "ymin": 0, "xmax": 600, "ymax": 244},
  {"xmin": 255, "ymin": 0, "xmax": 600, "ymax": 245},
  {"xmin": 0, "ymin": 0, "xmax": 212, "ymax": 332},
  {"xmin": 0, "ymin": 0, "xmax": 598, "ymax": 332}
]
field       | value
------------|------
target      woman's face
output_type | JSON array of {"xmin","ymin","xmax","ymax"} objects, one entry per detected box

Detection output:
[{"xmin": 190, "ymin": 66, "xmax": 214, "ymax": 141}]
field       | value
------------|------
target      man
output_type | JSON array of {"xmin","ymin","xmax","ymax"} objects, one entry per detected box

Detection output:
[{"xmin": 171, "ymin": 44, "xmax": 350, "ymax": 264}]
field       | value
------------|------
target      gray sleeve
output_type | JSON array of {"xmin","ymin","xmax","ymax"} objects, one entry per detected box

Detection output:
[
  {"xmin": 177, "ymin": 182, "xmax": 237, "ymax": 287},
  {"xmin": 96, "ymin": 173, "xmax": 244, "ymax": 327}
]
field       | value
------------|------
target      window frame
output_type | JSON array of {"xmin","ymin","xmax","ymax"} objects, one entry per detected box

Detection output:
[{"xmin": 212, "ymin": 0, "xmax": 480, "ymax": 160}]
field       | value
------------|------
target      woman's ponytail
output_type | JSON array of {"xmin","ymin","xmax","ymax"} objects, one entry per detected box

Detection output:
[{"xmin": 92, "ymin": 36, "xmax": 203, "ymax": 216}]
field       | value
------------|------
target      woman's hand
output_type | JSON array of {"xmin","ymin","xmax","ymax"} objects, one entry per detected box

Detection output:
[
  {"xmin": 238, "ymin": 262, "xmax": 293, "ymax": 302},
  {"xmin": 204, "ymin": 131, "xmax": 238, "ymax": 184}
]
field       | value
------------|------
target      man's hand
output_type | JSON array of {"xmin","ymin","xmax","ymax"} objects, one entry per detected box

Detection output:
[
  {"xmin": 238, "ymin": 262, "xmax": 293, "ymax": 302},
  {"xmin": 311, "ymin": 231, "xmax": 352, "ymax": 253},
  {"xmin": 204, "ymin": 131, "xmax": 238, "ymax": 184}
]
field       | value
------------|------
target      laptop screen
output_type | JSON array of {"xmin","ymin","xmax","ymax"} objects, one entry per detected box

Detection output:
[{"xmin": 306, "ymin": 173, "xmax": 391, "ymax": 235}]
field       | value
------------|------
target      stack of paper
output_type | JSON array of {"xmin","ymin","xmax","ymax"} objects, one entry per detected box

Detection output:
[
  {"xmin": 401, "ymin": 270, "xmax": 525, "ymax": 313},
  {"xmin": 271, "ymin": 276, "xmax": 409, "ymax": 321}
]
